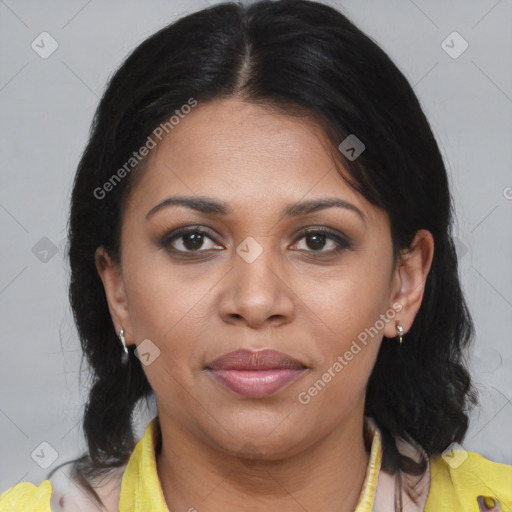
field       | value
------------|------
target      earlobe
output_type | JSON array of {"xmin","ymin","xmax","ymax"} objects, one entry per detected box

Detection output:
[
  {"xmin": 94, "ymin": 246, "xmax": 134, "ymax": 346},
  {"xmin": 385, "ymin": 230, "xmax": 434, "ymax": 339}
]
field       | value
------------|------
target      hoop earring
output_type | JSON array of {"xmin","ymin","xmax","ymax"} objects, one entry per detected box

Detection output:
[
  {"xmin": 118, "ymin": 329, "xmax": 129, "ymax": 365},
  {"xmin": 395, "ymin": 321, "xmax": 404, "ymax": 345}
]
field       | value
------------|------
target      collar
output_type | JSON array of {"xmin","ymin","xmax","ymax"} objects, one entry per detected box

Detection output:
[
  {"xmin": 120, "ymin": 416, "xmax": 383, "ymax": 511},
  {"xmin": 49, "ymin": 415, "xmax": 430, "ymax": 511},
  {"xmin": 118, "ymin": 416, "xmax": 168, "ymax": 511},
  {"xmin": 355, "ymin": 417, "xmax": 383, "ymax": 511},
  {"xmin": 119, "ymin": 416, "xmax": 430, "ymax": 512}
]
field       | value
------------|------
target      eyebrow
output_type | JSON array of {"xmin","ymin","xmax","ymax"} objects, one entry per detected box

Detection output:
[{"xmin": 145, "ymin": 195, "xmax": 366, "ymax": 223}]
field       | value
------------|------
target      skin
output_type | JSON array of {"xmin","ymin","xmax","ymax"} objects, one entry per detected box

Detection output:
[{"xmin": 96, "ymin": 97, "xmax": 434, "ymax": 512}]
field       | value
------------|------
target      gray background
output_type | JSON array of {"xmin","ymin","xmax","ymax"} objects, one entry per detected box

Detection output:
[{"xmin": 1, "ymin": 0, "xmax": 511, "ymax": 492}]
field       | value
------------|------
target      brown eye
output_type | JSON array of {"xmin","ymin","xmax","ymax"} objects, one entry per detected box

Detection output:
[
  {"xmin": 302, "ymin": 233, "xmax": 330, "ymax": 251},
  {"xmin": 293, "ymin": 228, "xmax": 351, "ymax": 255},
  {"xmin": 178, "ymin": 232, "xmax": 207, "ymax": 251},
  {"xmin": 160, "ymin": 227, "xmax": 223, "ymax": 253}
]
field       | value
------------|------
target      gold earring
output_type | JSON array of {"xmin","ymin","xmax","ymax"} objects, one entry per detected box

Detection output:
[
  {"xmin": 395, "ymin": 321, "xmax": 404, "ymax": 345},
  {"xmin": 118, "ymin": 329, "xmax": 128, "ymax": 354}
]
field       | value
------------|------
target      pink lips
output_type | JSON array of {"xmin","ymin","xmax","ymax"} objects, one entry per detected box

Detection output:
[{"xmin": 206, "ymin": 349, "xmax": 307, "ymax": 399}]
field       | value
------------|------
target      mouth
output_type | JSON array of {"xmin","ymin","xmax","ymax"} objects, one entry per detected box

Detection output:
[{"xmin": 205, "ymin": 348, "xmax": 308, "ymax": 399}]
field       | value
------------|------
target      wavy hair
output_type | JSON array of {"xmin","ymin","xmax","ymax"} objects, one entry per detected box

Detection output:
[{"xmin": 50, "ymin": 0, "xmax": 477, "ymax": 507}]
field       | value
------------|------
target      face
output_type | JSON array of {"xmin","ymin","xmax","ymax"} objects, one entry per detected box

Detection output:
[{"xmin": 96, "ymin": 98, "xmax": 432, "ymax": 460}]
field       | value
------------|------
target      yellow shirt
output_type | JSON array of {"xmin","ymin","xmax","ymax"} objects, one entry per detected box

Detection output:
[{"xmin": 1, "ymin": 417, "xmax": 511, "ymax": 511}]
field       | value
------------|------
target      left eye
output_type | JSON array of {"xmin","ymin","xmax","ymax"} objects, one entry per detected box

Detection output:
[{"xmin": 292, "ymin": 230, "xmax": 350, "ymax": 254}]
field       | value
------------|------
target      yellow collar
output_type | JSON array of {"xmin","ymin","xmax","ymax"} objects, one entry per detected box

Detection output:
[
  {"xmin": 118, "ymin": 416, "xmax": 383, "ymax": 512},
  {"xmin": 118, "ymin": 417, "xmax": 168, "ymax": 511},
  {"xmin": 356, "ymin": 421, "xmax": 383, "ymax": 511}
]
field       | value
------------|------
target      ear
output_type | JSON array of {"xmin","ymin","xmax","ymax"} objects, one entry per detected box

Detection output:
[
  {"xmin": 383, "ymin": 229, "xmax": 434, "ymax": 339},
  {"xmin": 95, "ymin": 246, "xmax": 135, "ymax": 346}
]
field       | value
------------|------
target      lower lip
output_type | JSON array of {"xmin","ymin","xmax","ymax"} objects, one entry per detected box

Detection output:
[{"xmin": 207, "ymin": 368, "xmax": 306, "ymax": 398}]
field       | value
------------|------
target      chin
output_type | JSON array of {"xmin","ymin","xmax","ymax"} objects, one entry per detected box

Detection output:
[{"xmin": 204, "ymin": 417, "xmax": 314, "ymax": 461}]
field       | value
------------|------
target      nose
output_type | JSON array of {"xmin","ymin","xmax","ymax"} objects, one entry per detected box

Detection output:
[{"xmin": 218, "ymin": 242, "xmax": 295, "ymax": 329}]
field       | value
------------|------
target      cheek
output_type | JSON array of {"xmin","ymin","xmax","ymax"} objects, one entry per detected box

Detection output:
[
  {"xmin": 296, "ymin": 326, "xmax": 381, "ymax": 423},
  {"xmin": 293, "ymin": 254, "xmax": 391, "ymax": 398},
  {"xmin": 122, "ymin": 249, "xmax": 223, "ymax": 394},
  {"xmin": 295, "ymin": 257, "xmax": 392, "ymax": 342},
  {"xmin": 123, "ymin": 244, "xmax": 206, "ymax": 337}
]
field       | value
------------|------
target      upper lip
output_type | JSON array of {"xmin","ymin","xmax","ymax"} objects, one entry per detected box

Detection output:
[{"xmin": 206, "ymin": 349, "xmax": 307, "ymax": 371}]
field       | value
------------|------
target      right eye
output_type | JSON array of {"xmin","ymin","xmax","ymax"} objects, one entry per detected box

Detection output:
[{"xmin": 160, "ymin": 226, "xmax": 224, "ymax": 254}]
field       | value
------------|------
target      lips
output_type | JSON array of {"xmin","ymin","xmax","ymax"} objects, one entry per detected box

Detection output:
[{"xmin": 205, "ymin": 349, "xmax": 307, "ymax": 398}]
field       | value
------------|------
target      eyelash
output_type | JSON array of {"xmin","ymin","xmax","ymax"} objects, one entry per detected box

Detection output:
[{"xmin": 159, "ymin": 225, "xmax": 352, "ymax": 257}]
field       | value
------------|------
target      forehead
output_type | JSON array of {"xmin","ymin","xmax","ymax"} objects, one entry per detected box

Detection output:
[{"xmin": 125, "ymin": 98, "xmax": 377, "ymax": 225}]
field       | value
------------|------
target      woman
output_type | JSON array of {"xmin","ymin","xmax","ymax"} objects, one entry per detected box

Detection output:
[{"xmin": 1, "ymin": 1, "xmax": 510, "ymax": 511}]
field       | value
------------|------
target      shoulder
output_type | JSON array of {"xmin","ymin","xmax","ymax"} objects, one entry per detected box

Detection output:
[
  {"xmin": 425, "ymin": 450, "xmax": 512, "ymax": 511},
  {"xmin": 0, "ymin": 462, "xmax": 126, "ymax": 512},
  {"xmin": 0, "ymin": 480, "xmax": 52, "ymax": 512}
]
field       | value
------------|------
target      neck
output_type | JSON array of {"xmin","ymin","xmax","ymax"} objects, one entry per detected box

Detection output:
[{"xmin": 156, "ymin": 406, "xmax": 371, "ymax": 512}]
